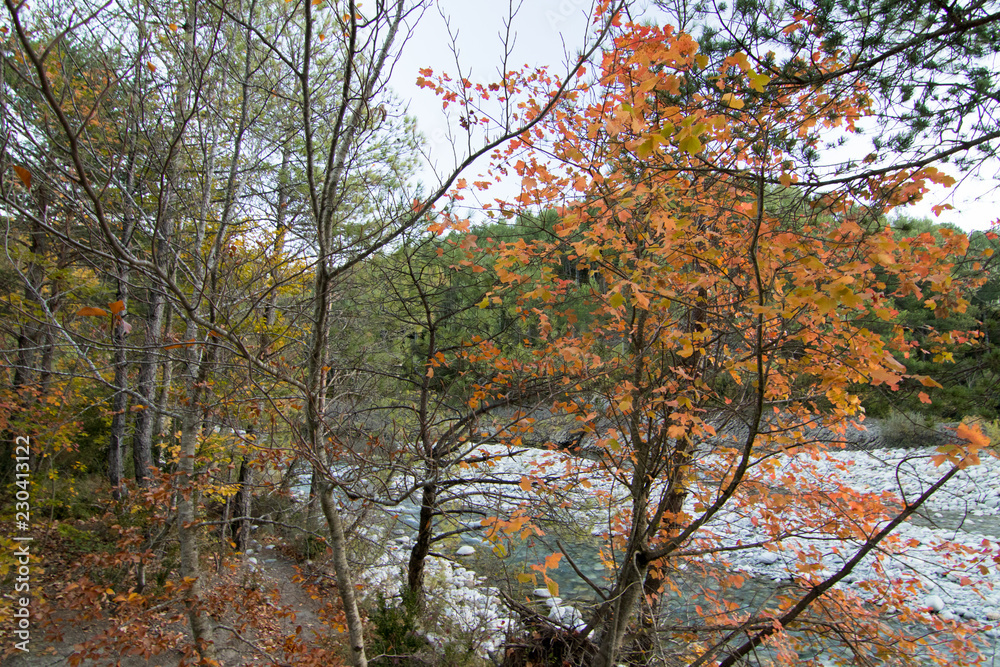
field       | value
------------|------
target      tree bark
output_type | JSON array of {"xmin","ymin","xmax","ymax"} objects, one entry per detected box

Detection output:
[
  {"xmin": 407, "ymin": 482, "xmax": 437, "ymax": 595},
  {"xmin": 177, "ymin": 404, "xmax": 216, "ymax": 661},
  {"xmin": 319, "ymin": 483, "xmax": 368, "ymax": 667},
  {"xmin": 233, "ymin": 453, "xmax": 253, "ymax": 552}
]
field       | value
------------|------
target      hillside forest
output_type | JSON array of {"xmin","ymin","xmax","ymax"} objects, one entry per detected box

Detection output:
[{"xmin": 2, "ymin": 0, "xmax": 1000, "ymax": 665}]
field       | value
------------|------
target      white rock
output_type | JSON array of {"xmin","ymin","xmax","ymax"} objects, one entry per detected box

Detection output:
[
  {"xmin": 456, "ymin": 545, "xmax": 475, "ymax": 557},
  {"xmin": 533, "ymin": 587, "xmax": 553, "ymax": 598},
  {"xmin": 925, "ymin": 595, "xmax": 945, "ymax": 612},
  {"xmin": 544, "ymin": 597, "xmax": 564, "ymax": 608},
  {"xmin": 549, "ymin": 604, "xmax": 585, "ymax": 630},
  {"xmin": 939, "ymin": 610, "xmax": 956, "ymax": 621},
  {"xmin": 756, "ymin": 552, "xmax": 779, "ymax": 565}
]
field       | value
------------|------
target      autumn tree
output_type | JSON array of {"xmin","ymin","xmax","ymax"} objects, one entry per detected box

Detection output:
[
  {"xmin": 2, "ymin": 0, "xmax": 631, "ymax": 663},
  {"xmin": 433, "ymin": 14, "xmax": 998, "ymax": 667}
]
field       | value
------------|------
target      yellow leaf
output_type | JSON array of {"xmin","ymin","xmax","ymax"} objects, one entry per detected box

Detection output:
[
  {"xmin": 722, "ymin": 93, "xmax": 745, "ymax": 109},
  {"xmin": 749, "ymin": 71, "xmax": 771, "ymax": 92},
  {"xmin": 546, "ymin": 579, "xmax": 559, "ymax": 597},
  {"xmin": 477, "ymin": 297, "xmax": 490, "ymax": 309},
  {"xmin": 636, "ymin": 137, "xmax": 656, "ymax": 158},
  {"xmin": 608, "ymin": 293, "xmax": 625, "ymax": 309},
  {"xmin": 679, "ymin": 135, "xmax": 702, "ymax": 155},
  {"xmin": 814, "ymin": 295, "xmax": 838, "ymax": 315}
]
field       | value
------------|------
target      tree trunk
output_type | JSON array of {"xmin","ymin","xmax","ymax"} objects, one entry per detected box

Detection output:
[
  {"xmin": 153, "ymin": 304, "xmax": 175, "ymax": 465},
  {"xmin": 407, "ymin": 482, "xmax": 437, "ymax": 595},
  {"xmin": 133, "ymin": 206, "xmax": 172, "ymax": 485},
  {"xmin": 177, "ymin": 405, "xmax": 216, "ymax": 661},
  {"xmin": 107, "ymin": 279, "xmax": 129, "ymax": 500},
  {"xmin": 594, "ymin": 551, "xmax": 649, "ymax": 667},
  {"xmin": 233, "ymin": 453, "xmax": 253, "ymax": 552},
  {"xmin": 319, "ymin": 483, "xmax": 368, "ymax": 667}
]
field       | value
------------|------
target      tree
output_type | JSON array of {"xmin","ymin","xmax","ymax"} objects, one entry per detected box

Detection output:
[
  {"xmin": 442, "ymin": 16, "xmax": 996, "ymax": 667},
  {"xmin": 662, "ymin": 0, "xmax": 1000, "ymax": 198},
  {"xmin": 1, "ymin": 0, "xmax": 630, "ymax": 663},
  {"xmin": 862, "ymin": 217, "xmax": 1000, "ymax": 420}
]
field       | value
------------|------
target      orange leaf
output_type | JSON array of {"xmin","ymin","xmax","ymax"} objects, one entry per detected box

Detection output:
[
  {"xmin": 12, "ymin": 165, "xmax": 31, "ymax": 189},
  {"xmin": 956, "ymin": 423, "xmax": 989, "ymax": 450},
  {"xmin": 77, "ymin": 306, "xmax": 109, "ymax": 317},
  {"xmin": 108, "ymin": 300, "xmax": 125, "ymax": 315}
]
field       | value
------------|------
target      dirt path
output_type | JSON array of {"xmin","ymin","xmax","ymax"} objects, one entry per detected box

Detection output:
[{"xmin": 3, "ymin": 543, "xmax": 331, "ymax": 667}]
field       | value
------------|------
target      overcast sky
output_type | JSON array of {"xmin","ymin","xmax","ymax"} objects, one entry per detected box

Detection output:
[{"xmin": 390, "ymin": 1, "xmax": 998, "ymax": 233}]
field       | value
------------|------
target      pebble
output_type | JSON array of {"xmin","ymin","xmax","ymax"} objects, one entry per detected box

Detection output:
[
  {"xmin": 925, "ymin": 595, "xmax": 945, "ymax": 612},
  {"xmin": 456, "ymin": 545, "xmax": 475, "ymax": 556},
  {"xmin": 756, "ymin": 552, "xmax": 779, "ymax": 565}
]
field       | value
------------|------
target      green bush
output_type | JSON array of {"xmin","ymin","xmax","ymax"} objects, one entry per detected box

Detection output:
[
  {"xmin": 879, "ymin": 412, "xmax": 947, "ymax": 449},
  {"xmin": 369, "ymin": 589, "xmax": 427, "ymax": 665}
]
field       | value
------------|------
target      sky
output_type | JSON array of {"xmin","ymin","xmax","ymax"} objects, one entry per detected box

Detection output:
[{"xmin": 390, "ymin": 1, "xmax": 999, "ymax": 233}]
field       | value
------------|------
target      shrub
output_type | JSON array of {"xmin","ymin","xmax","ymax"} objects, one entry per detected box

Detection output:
[
  {"xmin": 369, "ymin": 589, "xmax": 427, "ymax": 665},
  {"xmin": 878, "ymin": 412, "xmax": 948, "ymax": 449}
]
